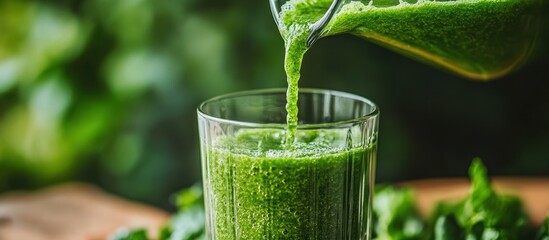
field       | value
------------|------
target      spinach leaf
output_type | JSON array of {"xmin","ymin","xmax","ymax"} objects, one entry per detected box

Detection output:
[
  {"xmin": 163, "ymin": 184, "xmax": 206, "ymax": 240},
  {"xmin": 110, "ymin": 228, "xmax": 149, "ymax": 240},
  {"xmin": 536, "ymin": 216, "xmax": 549, "ymax": 240},
  {"xmin": 111, "ymin": 184, "xmax": 206, "ymax": 240},
  {"xmin": 433, "ymin": 213, "xmax": 465, "ymax": 240},
  {"xmin": 373, "ymin": 185, "xmax": 424, "ymax": 240},
  {"xmin": 431, "ymin": 159, "xmax": 534, "ymax": 240}
]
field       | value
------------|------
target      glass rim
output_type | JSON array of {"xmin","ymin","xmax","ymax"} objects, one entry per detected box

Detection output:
[{"xmin": 197, "ymin": 88, "xmax": 379, "ymax": 129}]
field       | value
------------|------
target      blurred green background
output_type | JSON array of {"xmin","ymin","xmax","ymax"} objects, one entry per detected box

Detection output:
[{"xmin": 0, "ymin": 0, "xmax": 548, "ymax": 209}]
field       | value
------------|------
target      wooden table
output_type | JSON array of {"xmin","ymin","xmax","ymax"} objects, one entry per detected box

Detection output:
[{"xmin": 0, "ymin": 183, "xmax": 168, "ymax": 240}]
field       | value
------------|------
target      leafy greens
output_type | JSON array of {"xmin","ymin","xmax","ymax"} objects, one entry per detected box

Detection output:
[{"xmin": 111, "ymin": 159, "xmax": 547, "ymax": 240}]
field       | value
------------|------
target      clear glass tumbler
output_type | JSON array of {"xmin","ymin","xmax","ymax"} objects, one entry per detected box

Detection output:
[{"xmin": 197, "ymin": 88, "xmax": 379, "ymax": 240}]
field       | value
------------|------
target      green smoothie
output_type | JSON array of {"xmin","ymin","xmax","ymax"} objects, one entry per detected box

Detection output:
[{"xmin": 205, "ymin": 129, "xmax": 375, "ymax": 239}]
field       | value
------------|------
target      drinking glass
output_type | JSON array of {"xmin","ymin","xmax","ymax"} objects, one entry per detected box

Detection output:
[{"xmin": 198, "ymin": 88, "xmax": 379, "ymax": 240}]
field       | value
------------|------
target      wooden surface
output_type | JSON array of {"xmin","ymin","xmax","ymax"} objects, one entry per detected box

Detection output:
[
  {"xmin": 0, "ymin": 183, "xmax": 169, "ymax": 240},
  {"xmin": 401, "ymin": 177, "xmax": 549, "ymax": 226}
]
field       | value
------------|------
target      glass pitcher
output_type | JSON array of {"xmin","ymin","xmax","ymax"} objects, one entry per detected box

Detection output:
[{"xmin": 270, "ymin": 0, "xmax": 541, "ymax": 80}]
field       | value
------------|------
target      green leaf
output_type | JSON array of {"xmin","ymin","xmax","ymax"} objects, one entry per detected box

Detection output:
[
  {"xmin": 158, "ymin": 226, "xmax": 173, "ymax": 240},
  {"xmin": 373, "ymin": 185, "xmax": 424, "ymax": 240},
  {"xmin": 434, "ymin": 214, "xmax": 464, "ymax": 240},
  {"xmin": 175, "ymin": 184, "xmax": 203, "ymax": 211},
  {"xmin": 110, "ymin": 228, "xmax": 149, "ymax": 240},
  {"xmin": 536, "ymin": 216, "xmax": 549, "ymax": 240},
  {"xmin": 163, "ymin": 183, "xmax": 206, "ymax": 240},
  {"xmin": 167, "ymin": 205, "xmax": 206, "ymax": 240},
  {"xmin": 431, "ymin": 158, "xmax": 534, "ymax": 240}
]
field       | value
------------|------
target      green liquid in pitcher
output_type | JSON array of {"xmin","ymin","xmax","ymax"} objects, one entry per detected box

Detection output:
[
  {"xmin": 279, "ymin": 0, "xmax": 539, "ymax": 138},
  {"xmin": 280, "ymin": 0, "xmax": 539, "ymax": 80},
  {"xmin": 206, "ymin": 129, "xmax": 375, "ymax": 239}
]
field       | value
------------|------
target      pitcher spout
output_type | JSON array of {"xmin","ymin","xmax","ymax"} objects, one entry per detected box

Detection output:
[{"xmin": 306, "ymin": 0, "xmax": 344, "ymax": 47}]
